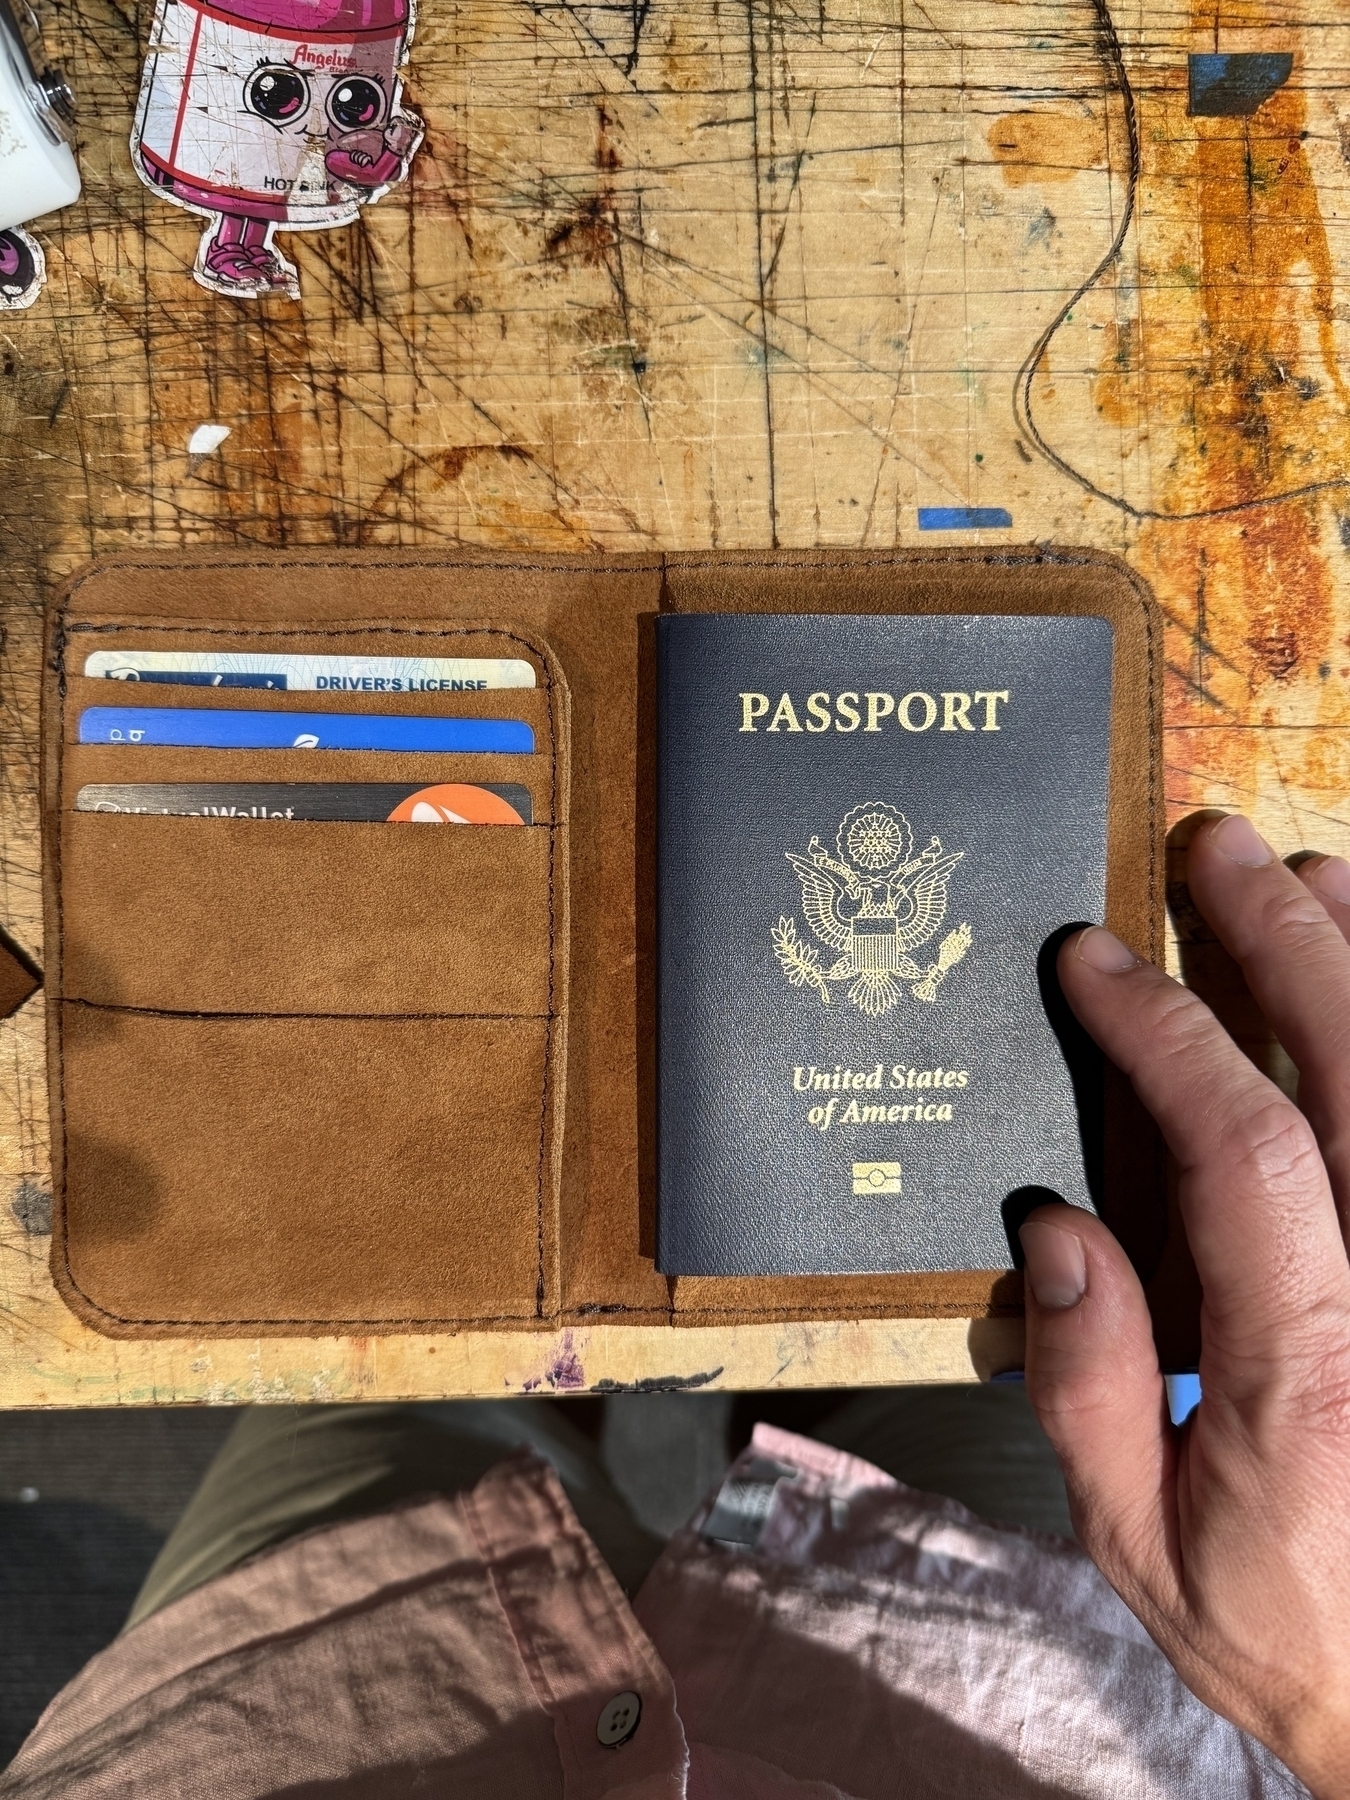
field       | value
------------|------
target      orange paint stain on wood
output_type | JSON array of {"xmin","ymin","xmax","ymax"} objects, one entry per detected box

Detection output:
[
  {"xmin": 987, "ymin": 111, "xmax": 1105, "ymax": 185},
  {"xmin": 1091, "ymin": 319, "xmax": 1134, "ymax": 428},
  {"xmin": 1104, "ymin": 19, "xmax": 1347, "ymax": 741}
]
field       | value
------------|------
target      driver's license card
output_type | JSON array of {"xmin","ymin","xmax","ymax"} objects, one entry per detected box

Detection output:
[{"xmin": 83, "ymin": 650, "xmax": 536, "ymax": 692}]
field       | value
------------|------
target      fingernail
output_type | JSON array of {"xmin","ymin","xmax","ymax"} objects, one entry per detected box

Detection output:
[
  {"xmin": 1208, "ymin": 813, "xmax": 1274, "ymax": 868},
  {"xmin": 1019, "ymin": 1220, "xmax": 1087, "ymax": 1310},
  {"xmin": 1073, "ymin": 926, "xmax": 1139, "ymax": 973},
  {"xmin": 1307, "ymin": 854, "xmax": 1350, "ymax": 909}
]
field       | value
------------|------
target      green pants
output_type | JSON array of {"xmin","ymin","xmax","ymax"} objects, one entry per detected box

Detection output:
[{"xmin": 127, "ymin": 1384, "xmax": 1070, "ymax": 1630}]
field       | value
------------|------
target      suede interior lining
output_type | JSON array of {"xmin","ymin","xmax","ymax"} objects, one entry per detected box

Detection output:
[
  {"xmin": 44, "ymin": 551, "xmax": 1163, "ymax": 1338},
  {"xmin": 62, "ymin": 814, "xmax": 555, "ymax": 1016},
  {"xmin": 61, "ymin": 1009, "xmax": 552, "ymax": 1323}
]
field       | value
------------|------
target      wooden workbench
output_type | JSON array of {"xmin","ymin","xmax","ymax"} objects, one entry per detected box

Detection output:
[{"xmin": 2, "ymin": 0, "xmax": 1346, "ymax": 1404}]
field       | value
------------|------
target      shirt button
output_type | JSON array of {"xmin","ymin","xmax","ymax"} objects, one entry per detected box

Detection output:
[{"xmin": 596, "ymin": 1690, "xmax": 642, "ymax": 1748}]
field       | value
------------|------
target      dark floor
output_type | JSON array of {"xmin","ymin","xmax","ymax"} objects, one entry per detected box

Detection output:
[{"xmin": 0, "ymin": 1409, "xmax": 239, "ymax": 1763}]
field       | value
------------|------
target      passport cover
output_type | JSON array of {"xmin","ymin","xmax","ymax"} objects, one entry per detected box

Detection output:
[
  {"xmin": 44, "ymin": 548, "xmax": 1163, "ymax": 1338},
  {"xmin": 657, "ymin": 612, "xmax": 1114, "ymax": 1276}
]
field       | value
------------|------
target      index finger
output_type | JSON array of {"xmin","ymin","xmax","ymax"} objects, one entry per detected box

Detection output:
[
  {"xmin": 1057, "ymin": 929, "xmax": 1349, "ymax": 1359},
  {"xmin": 1296, "ymin": 854, "xmax": 1350, "ymax": 950},
  {"xmin": 1184, "ymin": 819, "xmax": 1350, "ymax": 1155}
]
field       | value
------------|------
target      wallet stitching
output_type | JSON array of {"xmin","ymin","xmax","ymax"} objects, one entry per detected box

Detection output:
[
  {"xmin": 63, "ymin": 1001, "xmax": 553, "ymax": 1021},
  {"xmin": 50, "ymin": 552, "xmax": 1158, "ymax": 1334},
  {"xmin": 538, "ymin": 648, "xmax": 558, "ymax": 1320},
  {"xmin": 64, "ymin": 620, "xmax": 561, "ymax": 646},
  {"xmin": 52, "ymin": 611, "xmax": 560, "ymax": 1330}
]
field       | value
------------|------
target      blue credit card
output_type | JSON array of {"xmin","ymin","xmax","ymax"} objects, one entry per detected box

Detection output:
[{"xmin": 78, "ymin": 708, "xmax": 534, "ymax": 754}]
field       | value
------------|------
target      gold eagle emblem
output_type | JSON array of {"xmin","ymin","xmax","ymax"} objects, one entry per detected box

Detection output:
[{"xmin": 773, "ymin": 802, "xmax": 972, "ymax": 1015}]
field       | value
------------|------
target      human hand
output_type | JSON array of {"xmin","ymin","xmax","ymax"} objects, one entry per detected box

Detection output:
[{"xmin": 1019, "ymin": 814, "xmax": 1350, "ymax": 1796}]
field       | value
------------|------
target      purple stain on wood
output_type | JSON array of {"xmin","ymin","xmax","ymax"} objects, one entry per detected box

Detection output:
[
  {"xmin": 591, "ymin": 1368, "xmax": 725, "ymax": 1392},
  {"xmin": 542, "ymin": 1332, "xmax": 586, "ymax": 1391},
  {"xmin": 548, "ymin": 1353, "xmax": 586, "ymax": 1390}
]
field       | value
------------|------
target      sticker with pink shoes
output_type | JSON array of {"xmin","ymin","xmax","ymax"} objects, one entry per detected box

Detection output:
[{"xmin": 130, "ymin": 0, "xmax": 424, "ymax": 300}]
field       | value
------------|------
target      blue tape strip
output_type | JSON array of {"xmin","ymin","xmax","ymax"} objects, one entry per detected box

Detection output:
[
  {"xmin": 918, "ymin": 507, "xmax": 1013, "ymax": 531},
  {"xmin": 78, "ymin": 708, "xmax": 534, "ymax": 754}
]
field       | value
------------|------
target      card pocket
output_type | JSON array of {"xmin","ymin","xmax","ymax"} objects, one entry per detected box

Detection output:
[
  {"xmin": 62, "ymin": 620, "xmax": 548, "ymax": 684},
  {"xmin": 49, "ymin": 600, "xmax": 571, "ymax": 1336},
  {"xmin": 59, "ymin": 744, "xmax": 553, "ymax": 819},
  {"xmin": 59, "ymin": 811, "xmax": 558, "ymax": 1017},
  {"xmin": 63, "ymin": 676, "xmax": 555, "ymax": 734},
  {"xmin": 58, "ymin": 1008, "xmax": 553, "ymax": 1325}
]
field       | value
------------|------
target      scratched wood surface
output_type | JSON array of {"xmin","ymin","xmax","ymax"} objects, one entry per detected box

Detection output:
[{"xmin": 1, "ymin": 0, "xmax": 1347, "ymax": 1404}]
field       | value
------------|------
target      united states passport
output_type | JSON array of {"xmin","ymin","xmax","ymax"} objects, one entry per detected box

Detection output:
[{"xmin": 656, "ymin": 611, "xmax": 1115, "ymax": 1276}]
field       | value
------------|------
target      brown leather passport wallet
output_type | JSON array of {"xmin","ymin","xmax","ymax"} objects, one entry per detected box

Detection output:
[{"xmin": 43, "ymin": 549, "xmax": 1164, "ymax": 1339}]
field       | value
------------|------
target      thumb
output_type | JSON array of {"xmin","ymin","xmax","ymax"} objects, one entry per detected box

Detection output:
[{"xmin": 1021, "ymin": 1203, "xmax": 1180, "ymax": 1613}]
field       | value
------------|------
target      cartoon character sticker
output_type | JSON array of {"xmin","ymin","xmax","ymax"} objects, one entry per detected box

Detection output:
[
  {"xmin": 0, "ymin": 228, "xmax": 45, "ymax": 310},
  {"xmin": 131, "ymin": 0, "xmax": 423, "ymax": 299}
]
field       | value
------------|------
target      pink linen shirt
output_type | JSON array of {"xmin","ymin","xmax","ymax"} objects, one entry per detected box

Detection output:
[{"xmin": 0, "ymin": 1425, "xmax": 1306, "ymax": 1798}]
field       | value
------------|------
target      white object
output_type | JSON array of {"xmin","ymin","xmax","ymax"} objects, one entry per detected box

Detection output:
[
  {"xmin": 595, "ymin": 1691, "xmax": 642, "ymax": 1748},
  {"xmin": 187, "ymin": 423, "xmax": 231, "ymax": 456},
  {"xmin": 0, "ymin": 1, "xmax": 80, "ymax": 232},
  {"xmin": 83, "ymin": 650, "xmax": 537, "ymax": 691}
]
